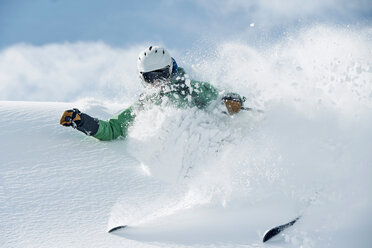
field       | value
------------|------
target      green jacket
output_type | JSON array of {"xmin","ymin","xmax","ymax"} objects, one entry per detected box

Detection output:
[{"xmin": 93, "ymin": 67, "xmax": 220, "ymax": 141}]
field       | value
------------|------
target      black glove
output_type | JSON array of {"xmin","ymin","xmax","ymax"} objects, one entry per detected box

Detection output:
[
  {"xmin": 222, "ymin": 93, "xmax": 245, "ymax": 115},
  {"xmin": 60, "ymin": 108, "xmax": 99, "ymax": 136}
]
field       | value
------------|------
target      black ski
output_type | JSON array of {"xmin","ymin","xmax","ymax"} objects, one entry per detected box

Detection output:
[
  {"xmin": 262, "ymin": 216, "xmax": 300, "ymax": 242},
  {"xmin": 108, "ymin": 225, "xmax": 127, "ymax": 233}
]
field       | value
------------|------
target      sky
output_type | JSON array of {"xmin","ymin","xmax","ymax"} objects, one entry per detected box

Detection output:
[
  {"xmin": 1, "ymin": 0, "xmax": 371, "ymax": 51},
  {"xmin": 0, "ymin": 0, "xmax": 371, "ymax": 102}
]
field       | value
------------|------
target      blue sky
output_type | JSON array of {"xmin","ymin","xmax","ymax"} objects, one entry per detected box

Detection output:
[
  {"xmin": 1, "ymin": 0, "xmax": 371, "ymax": 51},
  {"xmin": 0, "ymin": 0, "xmax": 371, "ymax": 102}
]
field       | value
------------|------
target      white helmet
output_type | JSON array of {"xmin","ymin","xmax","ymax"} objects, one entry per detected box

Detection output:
[{"xmin": 137, "ymin": 46, "xmax": 173, "ymax": 73}]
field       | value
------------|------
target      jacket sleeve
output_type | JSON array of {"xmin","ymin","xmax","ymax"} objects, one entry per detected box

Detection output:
[
  {"xmin": 189, "ymin": 80, "xmax": 219, "ymax": 109},
  {"xmin": 93, "ymin": 106, "xmax": 135, "ymax": 141}
]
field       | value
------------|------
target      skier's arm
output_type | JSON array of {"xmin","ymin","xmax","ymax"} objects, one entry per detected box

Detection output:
[
  {"xmin": 189, "ymin": 80, "xmax": 244, "ymax": 114},
  {"xmin": 60, "ymin": 108, "xmax": 100, "ymax": 135},
  {"xmin": 60, "ymin": 107, "xmax": 135, "ymax": 141},
  {"xmin": 93, "ymin": 107, "xmax": 135, "ymax": 141},
  {"xmin": 189, "ymin": 80, "xmax": 219, "ymax": 108}
]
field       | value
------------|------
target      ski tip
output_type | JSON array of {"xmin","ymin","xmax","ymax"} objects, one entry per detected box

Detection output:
[
  {"xmin": 262, "ymin": 228, "xmax": 280, "ymax": 242},
  {"xmin": 108, "ymin": 225, "xmax": 127, "ymax": 233},
  {"xmin": 262, "ymin": 216, "xmax": 301, "ymax": 243}
]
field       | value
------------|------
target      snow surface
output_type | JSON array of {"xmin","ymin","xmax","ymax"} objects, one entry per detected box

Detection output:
[{"xmin": 1, "ymin": 26, "xmax": 372, "ymax": 248}]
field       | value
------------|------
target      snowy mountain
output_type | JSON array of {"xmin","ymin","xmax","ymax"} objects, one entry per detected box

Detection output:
[{"xmin": 1, "ymin": 26, "xmax": 372, "ymax": 248}]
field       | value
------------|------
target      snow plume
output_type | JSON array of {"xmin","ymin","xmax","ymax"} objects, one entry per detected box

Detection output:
[
  {"xmin": 191, "ymin": 26, "xmax": 372, "ymax": 111},
  {"xmin": 110, "ymin": 26, "xmax": 372, "ymax": 247}
]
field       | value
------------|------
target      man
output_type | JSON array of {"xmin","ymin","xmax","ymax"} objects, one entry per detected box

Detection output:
[{"xmin": 60, "ymin": 46, "xmax": 244, "ymax": 141}]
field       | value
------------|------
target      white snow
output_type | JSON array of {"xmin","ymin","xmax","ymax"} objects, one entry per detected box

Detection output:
[{"xmin": 1, "ymin": 26, "xmax": 372, "ymax": 248}]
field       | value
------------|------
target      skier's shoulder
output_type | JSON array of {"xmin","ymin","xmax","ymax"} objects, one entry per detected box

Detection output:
[
  {"xmin": 170, "ymin": 67, "xmax": 188, "ymax": 88},
  {"xmin": 172, "ymin": 67, "xmax": 196, "ymax": 85},
  {"xmin": 172, "ymin": 68, "xmax": 215, "ymax": 92},
  {"xmin": 173, "ymin": 66, "xmax": 187, "ymax": 79}
]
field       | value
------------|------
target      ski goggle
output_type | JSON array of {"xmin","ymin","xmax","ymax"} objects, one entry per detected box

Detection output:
[{"xmin": 140, "ymin": 65, "xmax": 171, "ymax": 84}]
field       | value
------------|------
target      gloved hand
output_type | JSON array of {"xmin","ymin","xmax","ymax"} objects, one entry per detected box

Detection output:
[
  {"xmin": 60, "ymin": 108, "xmax": 82, "ymax": 128},
  {"xmin": 222, "ymin": 93, "xmax": 245, "ymax": 115},
  {"xmin": 60, "ymin": 108, "xmax": 99, "ymax": 136}
]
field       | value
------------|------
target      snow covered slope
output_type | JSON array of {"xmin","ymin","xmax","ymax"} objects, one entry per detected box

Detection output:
[
  {"xmin": 1, "ymin": 97, "xmax": 371, "ymax": 248},
  {"xmin": 1, "ymin": 26, "xmax": 372, "ymax": 248}
]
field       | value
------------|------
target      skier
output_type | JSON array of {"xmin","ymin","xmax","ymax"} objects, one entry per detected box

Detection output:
[{"xmin": 60, "ymin": 46, "xmax": 245, "ymax": 141}]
